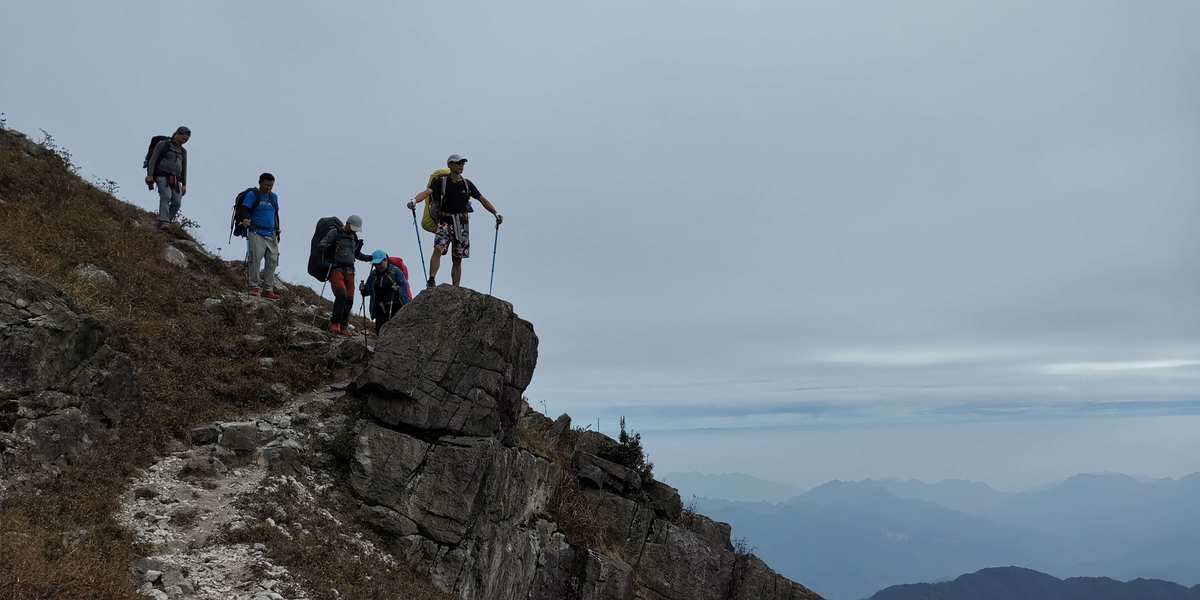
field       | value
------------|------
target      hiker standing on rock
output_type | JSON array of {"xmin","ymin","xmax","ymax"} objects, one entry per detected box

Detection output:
[
  {"xmin": 236, "ymin": 173, "xmax": 281, "ymax": 300},
  {"xmin": 144, "ymin": 126, "xmax": 190, "ymax": 229},
  {"xmin": 407, "ymin": 154, "xmax": 502, "ymax": 288},
  {"xmin": 319, "ymin": 215, "xmax": 371, "ymax": 335},
  {"xmin": 360, "ymin": 250, "xmax": 411, "ymax": 333}
]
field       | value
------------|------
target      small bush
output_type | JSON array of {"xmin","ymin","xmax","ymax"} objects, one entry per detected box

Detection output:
[{"xmin": 598, "ymin": 416, "xmax": 654, "ymax": 484}]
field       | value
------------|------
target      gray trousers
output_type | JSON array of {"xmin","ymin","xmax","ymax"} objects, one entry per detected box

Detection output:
[
  {"xmin": 245, "ymin": 231, "xmax": 280, "ymax": 291},
  {"xmin": 154, "ymin": 176, "xmax": 183, "ymax": 224}
]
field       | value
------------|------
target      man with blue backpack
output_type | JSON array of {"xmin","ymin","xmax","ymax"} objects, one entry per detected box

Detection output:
[
  {"xmin": 233, "ymin": 172, "xmax": 281, "ymax": 300},
  {"xmin": 360, "ymin": 250, "xmax": 411, "ymax": 333}
]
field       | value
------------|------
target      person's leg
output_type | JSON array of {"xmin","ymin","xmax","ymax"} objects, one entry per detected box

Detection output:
[
  {"xmin": 246, "ymin": 233, "xmax": 265, "ymax": 291},
  {"xmin": 329, "ymin": 270, "xmax": 350, "ymax": 326},
  {"xmin": 429, "ymin": 223, "xmax": 453, "ymax": 285},
  {"xmin": 155, "ymin": 177, "xmax": 172, "ymax": 226},
  {"xmin": 451, "ymin": 257, "xmax": 463, "ymax": 286},
  {"xmin": 450, "ymin": 220, "xmax": 469, "ymax": 286},
  {"xmin": 262, "ymin": 236, "xmax": 280, "ymax": 291},
  {"xmin": 429, "ymin": 245, "xmax": 444, "ymax": 282},
  {"xmin": 342, "ymin": 272, "xmax": 356, "ymax": 327},
  {"xmin": 168, "ymin": 187, "xmax": 183, "ymax": 223}
]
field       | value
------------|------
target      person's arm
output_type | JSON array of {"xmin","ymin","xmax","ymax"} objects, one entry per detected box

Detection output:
[
  {"xmin": 145, "ymin": 140, "xmax": 165, "ymax": 182},
  {"xmin": 406, "ymin": 188, "xmax": 433, "ymax": 210},
  {"xmin": 362, "ymin": 272, "xmax": 375, "ymax": 297},
  {"xmin": 179, "ymin": 147, "xmax": 187, "ymax": 194},
  {"xmin": 319, "ymin": 227, "xmax": 337, "ymax": 249},
  {"xmin": 470, "ymin": 182, "xmax": 502, "ymax": 224},
  {"xmin": 354, "ymin": 239, "xmax": 371, "ymax": 262}
]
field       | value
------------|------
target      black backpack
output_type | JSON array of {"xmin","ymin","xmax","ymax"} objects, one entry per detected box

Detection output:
[
  {"xmin": 142, "ymin": 135, "xmax": 169, "ymax": 169},
  {"xmin": 230, "ymin": 188, "xmax": 270, "ymax": 238},
  {"xmin": 307, "ymin": 217, "xmax": 344, "ymax": 282}
]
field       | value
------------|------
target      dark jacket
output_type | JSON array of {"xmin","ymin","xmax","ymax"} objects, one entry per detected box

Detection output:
[
  {"xmin": 318, "ymin": 228, "xmax": 370, "ymax": 268},
  {"xmin": 146, "ymin": 139, "xmax": 187, "ymax": 183},
  {"xmin": 363, "ymin": 264, "xmax": 410, "ymax": 319}
]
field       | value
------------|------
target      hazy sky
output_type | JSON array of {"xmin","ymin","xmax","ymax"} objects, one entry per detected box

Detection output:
[{"xmin": 3, "ymin": 0, "xmax": 1198, "ymax": 489}]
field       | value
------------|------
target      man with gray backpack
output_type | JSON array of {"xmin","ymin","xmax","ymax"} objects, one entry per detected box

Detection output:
[{"xmin": 143, "ymin": 126, "xmax": 190, "ymax": 229}]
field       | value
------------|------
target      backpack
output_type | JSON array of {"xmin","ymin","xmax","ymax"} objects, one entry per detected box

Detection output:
[
  {"xmin": 387, "ymin": 256, "xmax": 413, "ymax": 303},
  {"xmin": 420, "ymin": 169, "xmax": 474, "ymax": 233},
  {"xmin": 229, "ymin": 188, "xmax": 261, "ymax": 238},
  {"xmin": 142, "ymin": 135, "xmax": 169, "ymax": 169},
  {"xmin": 307, "ymin": 217, "xmax": 344, "ymax": 282},
  {"xmin": 421, "ymin": 168, "xmax": 451, "ymax": 233}
]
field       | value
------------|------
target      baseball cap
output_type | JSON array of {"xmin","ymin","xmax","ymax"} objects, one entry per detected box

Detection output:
[
  {"xmin": 371, "ymin": 250, "xmax": 387, "ymax": 264},
  {"xmin": 446, "ymin": 154, "xmax": 468, "ymax": 164},
  {"xmin": 346, "ymin": 215, "xmax": 363, "ymax": 232}
]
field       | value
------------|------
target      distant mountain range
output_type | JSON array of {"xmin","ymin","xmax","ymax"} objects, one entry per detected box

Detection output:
[
  {"xmin": 683, "ymin": 472, "xmax": 1200, "ymax": 600},
  {"xmin": 663, "ymin": 471, "xmax": 801, "ymax": 503},
  {"xmin": 868, "ymin": 566, "xmax": 1200, "ymax": 600}
]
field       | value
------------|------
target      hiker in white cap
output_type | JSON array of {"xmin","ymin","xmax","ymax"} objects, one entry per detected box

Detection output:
[
  {"xmin": 318, "ymin": 214, "xmax": 371, "ymax": 335},
  {"xmin": 408, "ymin": 154, "xmax": 502, "ymax": 288}
]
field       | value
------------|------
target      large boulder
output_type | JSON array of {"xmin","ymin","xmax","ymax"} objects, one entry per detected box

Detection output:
[
  {"xmin": 355, "ymin": 285, "xmax": 537, "ymax": 444},
  {"xmin": 343, "ymin": 285, "xmax": 821, "ymax": 600},
  {"xmin": 0, "ymin": 265, "xmax": 143, "ymax": 492}
]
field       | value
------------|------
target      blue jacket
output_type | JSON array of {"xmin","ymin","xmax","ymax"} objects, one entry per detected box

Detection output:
[
  {"xmin": 241, "ymin": 189, "xmax": 279, "ymax": 238},
  {"xmin": 363, "ymin": 264, "xmax": 409, "ymax": 319}
]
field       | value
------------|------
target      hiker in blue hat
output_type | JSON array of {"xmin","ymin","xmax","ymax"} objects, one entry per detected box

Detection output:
[{"xmin": 360, "ymin": 250, "xmax": 411, "ymax": 333}]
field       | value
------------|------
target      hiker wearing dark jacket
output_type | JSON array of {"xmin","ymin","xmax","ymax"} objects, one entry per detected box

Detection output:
[
  {"xmin": 318, "ymin": 215, "xmax": 370, "ymax": 335},
  {"xmin": 236, "ymin": 173, "xmax": 281, "ymax": 300},
  {"xmin": 145, "ymin": 126, "xmax": 190, "ymax": 229},
  {"xmin": 360, "ymin": 250, "xmax": 410, "ymax": 333},
  {"xmin": 407, "ymin": 154, "xmax": 502, "ymax": 288}
]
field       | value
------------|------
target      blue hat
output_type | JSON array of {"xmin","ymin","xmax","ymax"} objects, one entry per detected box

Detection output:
[{"xmin": 371, "ymin": 250, "xmax": 387, "ymax": 264}]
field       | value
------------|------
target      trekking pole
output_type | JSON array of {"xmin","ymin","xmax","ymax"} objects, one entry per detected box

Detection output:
[
  {"xmin": 314, "ymin": 265, "xmax": 332, "ymax": 328},
  {"xmin": 488, "ymin": 220, "xmax": 500, "ymax": 296},
  {"xmin": 359, "ymin": 284, "xmax": 368, "ymax": 347},
  {"xmin": 410, "ymin": 206, "xmax": 428, "ymax": 284}
]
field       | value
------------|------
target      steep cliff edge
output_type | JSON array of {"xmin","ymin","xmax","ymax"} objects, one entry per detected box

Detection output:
[
  {"xmin": 0, "ymin": 125, "xmax": 820, "ymax": 599},
  {"xmin": 345, "ymin": 284, "xmax": 821, "ymax": 600}
]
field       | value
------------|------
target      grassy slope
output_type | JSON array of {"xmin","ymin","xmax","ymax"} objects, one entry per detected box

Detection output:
[{"xmin": 0, "ymin": 128, "xmax": 447, "ymax": 599}]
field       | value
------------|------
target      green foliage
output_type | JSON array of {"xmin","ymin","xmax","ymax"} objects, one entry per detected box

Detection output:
[{"xmin": 600, "ymin": 416, "xmax": 655, "ymax": 484}]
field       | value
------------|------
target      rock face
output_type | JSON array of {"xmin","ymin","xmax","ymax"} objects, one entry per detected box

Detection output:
[
  {"xmin": 0, "ymin": 265, "xmax": 143, "ymax": 493},
  {"xmin": 355, "ymin": 284, "xmax": 537, "ymax": 444},
  {"xmin": 348, "ymin": 286, "xmax": 822, "ymax": 600}
]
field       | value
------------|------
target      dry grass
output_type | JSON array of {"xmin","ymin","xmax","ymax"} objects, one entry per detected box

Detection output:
[{"xmin": 0, "ymin": 129, "xmax": 335, "ymax": 599}]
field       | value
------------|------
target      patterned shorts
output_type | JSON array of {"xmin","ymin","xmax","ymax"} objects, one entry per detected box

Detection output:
[{"xmin": 434, "ymin": 218, "xmax": 470, "ymax": 259}]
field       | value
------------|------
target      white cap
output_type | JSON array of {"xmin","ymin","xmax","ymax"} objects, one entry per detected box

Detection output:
[{"xmin": 446, "ymin": 154, "xmax": 468, "ymax": 164}]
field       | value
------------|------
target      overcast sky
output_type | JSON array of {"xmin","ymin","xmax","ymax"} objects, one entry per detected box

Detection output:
[{"xmin": 3, "ymin": 0, "xmax": 1198, "ymax": 490}]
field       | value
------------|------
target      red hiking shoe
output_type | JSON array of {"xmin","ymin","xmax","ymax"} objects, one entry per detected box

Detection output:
[
  {"xmin": 249, "ymin": 288, "xmax": 262, "ymax": 297},
  {"xmin": 263, "ymin": 290, "xmax": 281, "ymax": 301},
  {"xmin": 329, "ymin": 323, "xmax": 342, "ymax": 335}
]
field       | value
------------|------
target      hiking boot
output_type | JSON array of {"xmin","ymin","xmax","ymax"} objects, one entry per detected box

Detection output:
[
  {"xmin": 329, "ymin": 323, "xmax": 342, "ymax": 335},
  {"xmin": 263, "ymin": 290, "xmax": 282, "ymax": 301},
  {"xmin": 249, "ymin": 288, "xmax": 262, "ymax": 297},
  {"xmin": 339, "ymin": 325, "xmax": 355, "ymax": 337},
  {"xmin": 426, "ymin": 278, "xmax": 435, "ymax": 289}
]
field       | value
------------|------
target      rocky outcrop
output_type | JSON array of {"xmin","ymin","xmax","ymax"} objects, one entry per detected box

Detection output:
[
  {"xmin": 0, "ymin": 264, "xmax": 143, "ymax": 493},
  {"xmin": 346, "ymin": 285, "xmax": 822, "ymax": 600},
  {"xmin": 355, "ymin": 284, "xmax": 537, "ymax": 444}
]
